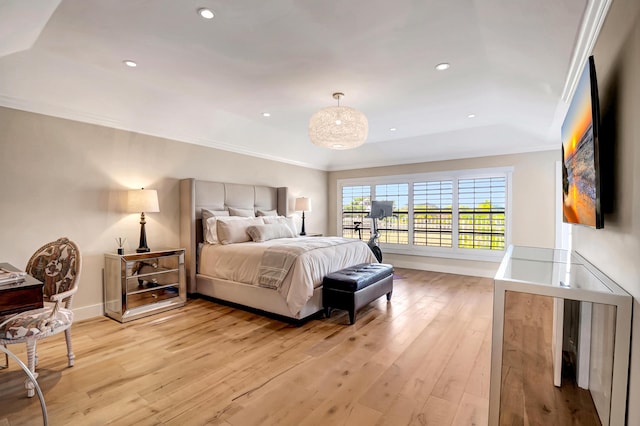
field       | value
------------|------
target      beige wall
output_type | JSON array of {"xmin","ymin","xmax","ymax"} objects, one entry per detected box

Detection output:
[
  {"xmin": 573, "ymin": 0, "xmax": 640, "ymax": 423},
  {"xmin": 0, "ymin": 105, "xmax": 558, "ymax": 314},
  {"xmin": 328, "ymin": 150, "xmax": 558, "ymax": 277},
  {"xmin": 0, "ymin": 107, "xmax": 328, "ymax": 320}
]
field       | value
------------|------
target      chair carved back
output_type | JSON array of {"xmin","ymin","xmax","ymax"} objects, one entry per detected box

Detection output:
[{"xmin": 25, "ymin": 237, "xmax": 82, "ymax": 307}]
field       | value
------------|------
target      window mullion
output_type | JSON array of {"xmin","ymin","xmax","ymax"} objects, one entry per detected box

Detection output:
[
  {"xmin": 408, "ymin": 182, "xmax": 414, "ymax": 246},
  {"xmin": 452, "ymin": 177, "xmax": 460, "ymax": 250}
]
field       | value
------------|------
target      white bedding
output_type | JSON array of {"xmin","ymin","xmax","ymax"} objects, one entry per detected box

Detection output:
[{"xmin": 199, "ymin": 237, "xmax": 377, "ymax": 316}]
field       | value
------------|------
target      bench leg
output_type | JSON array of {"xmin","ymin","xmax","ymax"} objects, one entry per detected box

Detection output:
[
  {"xmin": 349, "ymin": 310, "xmax": 356, "ymax": 325},
  {"xmin": 386, "ymin": 291, "xmax": 392, "ymax": 301},
  {"xmin": 325, "ymin": 307, "xmax": 332, "ymax": 318}
]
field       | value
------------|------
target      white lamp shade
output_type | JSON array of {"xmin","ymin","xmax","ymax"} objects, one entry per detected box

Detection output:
[
  {"xmin": 295, "ymin": 197, "xmax": 311, "ymax": 212},
  {"xmin": 127, "ymin": 189, "xmax": 160, "ymax": 213},
  {"xmin": 308, "ymin": 105, "xmax": 368, "ymax": 150}
]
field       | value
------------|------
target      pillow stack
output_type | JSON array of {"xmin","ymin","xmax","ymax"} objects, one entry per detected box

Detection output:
[{"xmin": 202, "ymin": 208, "xmax": 299, "ymax": 244}]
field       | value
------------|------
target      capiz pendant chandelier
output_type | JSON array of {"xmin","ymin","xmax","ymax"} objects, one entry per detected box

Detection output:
[{"xmin": 308, "ymin": 92, "xmax": 368, "ymax": 150}]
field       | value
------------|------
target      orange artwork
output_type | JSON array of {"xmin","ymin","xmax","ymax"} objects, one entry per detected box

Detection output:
[{"xmin": 561, "ymin": 59, "xmax": 598, "ymax": 227}]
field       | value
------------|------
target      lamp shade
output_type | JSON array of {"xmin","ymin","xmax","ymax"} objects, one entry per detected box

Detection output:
[
  {"xmin": 127, "ymin": 189, "xmax": 159, "ymax": 213},
  {"xmin": 295, "ymin": 197, "xmax": 311, "ymax": 212},
  {"xmin": 308, "ymin": 93, "xmax": 368, "ymax": 150}
]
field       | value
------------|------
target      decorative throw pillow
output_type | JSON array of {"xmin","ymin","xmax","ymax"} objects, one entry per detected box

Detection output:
[
  {"xmin": 247, "ymin": 223, "xmax": 296, "ymax": 242},
  {"xmin": 216, "ymin": 217, "xmax": 264, "ymax": 244},
  {"xmin": 256, "ymin": 209, "xmax": 278, "ymax": 217},
  {"xmin": 263, "ymin": 216, "xmax": 298, "ymax": 236},
  {"xmin": 201, "ymin": 209, "xmax": 230, "ymax": 244},
  {"xmin": 228, "ymin": 207, "xmax": 256, "ymax": 217}
]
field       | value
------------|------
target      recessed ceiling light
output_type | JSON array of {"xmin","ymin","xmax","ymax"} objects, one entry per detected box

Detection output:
[
  {"xmin": 123, "ymin": 60, "xmax": 137, "ymax": 68},
  {"xmin": 467, "ymin": 113, "xmax": 476, "ymax": 118},
  {"xmin": 435, "ymin": 63, "xmax": 450, "ymax": 71},
  {"xmin": 198, "ymin": 8, "xmax": 215, "ymax": 19},
  {"xmin": 262, "ymin": 112, "xmax": 271, "ymax": 117},
  {"xmin": 389, "ymin": 127, "xmax": 397, "ymax": 132}
]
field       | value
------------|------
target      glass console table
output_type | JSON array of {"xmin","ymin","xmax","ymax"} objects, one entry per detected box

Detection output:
[{"xmin": 490, "ymin": 245, "xmax": 632, "ymax": 426}]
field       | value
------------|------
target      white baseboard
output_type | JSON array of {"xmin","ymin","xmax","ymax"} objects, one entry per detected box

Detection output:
[
  {"xmin": 73, "ymin": 303, "xmax": 104, "ymax": 321},
  {"xmin": 387, "ymin": 256, "xmax": 498, "ymax": 278}
]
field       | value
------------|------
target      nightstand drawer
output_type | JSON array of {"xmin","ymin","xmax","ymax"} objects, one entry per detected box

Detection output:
[
  {"xmin": 127, "ymin": 268, "xmax": 179, "ymax": 290},
  {"xmin": 127, "ymin": 285, "xmax": 180, "ymax": 309},
  {"xmin": 126, "ymin": 255, "xmax": 180, "ymax": 278}
]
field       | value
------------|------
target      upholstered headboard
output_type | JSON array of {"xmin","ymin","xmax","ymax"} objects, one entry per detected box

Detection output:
[{"xmin": 179, "ymin": 178, "xmax": 288, "ymax": 293}]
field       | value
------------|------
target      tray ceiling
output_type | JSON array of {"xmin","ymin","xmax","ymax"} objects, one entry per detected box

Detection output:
[{"xmin": 0, "ymin": 0, "xmax": 607, "ymax": 170}]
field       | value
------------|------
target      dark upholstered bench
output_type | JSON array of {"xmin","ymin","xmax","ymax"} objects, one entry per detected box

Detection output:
[{"xmin": 323, "ymin": 263, "xmax": 394, "ymax": 324}]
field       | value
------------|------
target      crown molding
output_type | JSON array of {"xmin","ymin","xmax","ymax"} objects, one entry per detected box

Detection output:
[{"xmin": 560, "ymin": 0, "xmax": 613, "ymax": 103}]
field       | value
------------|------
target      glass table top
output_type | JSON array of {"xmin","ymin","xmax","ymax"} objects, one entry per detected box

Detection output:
[{"xmin": 495, "ymin": 246, "xmax": 625, "ymax": 296}]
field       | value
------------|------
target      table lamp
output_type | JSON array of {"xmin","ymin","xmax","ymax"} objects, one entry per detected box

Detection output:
[
  {"xmin": 127, "ymin": 188, "xmax": 160, "ymax": 253},
  {"xmin": 295, "ymin": 197, "xmax": 311, "ymax": 236}
]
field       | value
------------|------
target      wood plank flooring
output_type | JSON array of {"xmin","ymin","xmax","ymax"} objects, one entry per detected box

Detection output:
[
  {"xmin": 0, "ymin": 269, "xmax": 598, "ymax": 425},
  {"xmin": 501, "ymin": 292, "xmax": 601, "ymax": 426}
]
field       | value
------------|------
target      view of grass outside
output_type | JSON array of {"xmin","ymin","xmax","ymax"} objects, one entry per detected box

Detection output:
[
  {"xmin": 342, "ymin": 185, "xmax": 371, "ymax": 241},
  {"xmin": 375, "ymin": 184, "xmax": 409, "ymax": 245},
  {"xmin": 414, "ymin": 180, "xmax": 453, "ymax": 247},
  {"xmin": 458, "ymin": 177, "xmax": 506, "ymax": 250},
  {"xmin": 341, "ymin": 175, "xmax": 506, "ymax": 251}
]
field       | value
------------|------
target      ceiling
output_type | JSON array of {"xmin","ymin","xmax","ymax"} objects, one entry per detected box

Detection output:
[{"xmin": 0, "ymin": 0, "xmax": 608, "ymax": 171}]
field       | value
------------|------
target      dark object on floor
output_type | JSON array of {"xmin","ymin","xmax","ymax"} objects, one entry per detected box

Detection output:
[{"xmin": 323, "ymin": 263, "xmax": 393, "ymax": 324}]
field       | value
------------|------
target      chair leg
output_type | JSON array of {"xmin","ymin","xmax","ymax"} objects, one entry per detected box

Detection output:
[
  {"xmin": 65, "ymin": 328, "xmax": 75, "ymax": 367},
  {"xmin": 1, "ymin": 344, "xmax": 7, "ymax": 369},
  {"xmin": 25, "ymin": 339, "xmax": 38, "ymax": 398}
]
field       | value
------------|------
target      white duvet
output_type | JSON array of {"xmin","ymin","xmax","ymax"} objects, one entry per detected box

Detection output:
[{"xmin": 198, "ymin": 237, "xmax": 377, "ymax": 315}]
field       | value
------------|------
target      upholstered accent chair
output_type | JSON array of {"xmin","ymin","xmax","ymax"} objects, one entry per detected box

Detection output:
[{"xmin": 0, "ymin": 237, "xmax": 82, "ymax": 397}]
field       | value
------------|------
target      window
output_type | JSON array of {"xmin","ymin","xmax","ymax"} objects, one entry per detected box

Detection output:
[
  {"xmin": 341, "ymin": 185, "xmax": 371, "ymax": 241},
  {"xmin": 414, "ymin": 180, "xmax": 453, "ymax": 247},
  {"xmin": 458, "ymin": 177, "xmax": 506, "ymax": 250},
  {"xmin": 375, "ymin": 183, "xmax": 409, "ymax": 245},
  {"xmin": 338, "ymin": 168, "xmax": 511, "ymax": 260}
]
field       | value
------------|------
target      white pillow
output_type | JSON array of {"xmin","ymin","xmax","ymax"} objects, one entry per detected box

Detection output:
[
  {"xmin": 256, "ymin": 209, "xmax": 278, "ymax": 217},
  {"xmin": 203, "ymin": 216, "xmax": 247, "ymax": 244},
  {"xmin": 247, "ymin": 223, "xmax": 296, "ymax": 242},
  {"xmin": 263, "ymin": 216, "xmax": 297, "ymax": 236},
  {"xmin": 202, "ymin": 209, "xmax": 230, "ymax": 244},
  {"xmin": 228, "ymin": 207, "xmax": 256, "ymax": 217},
  {"xmin": 217, "ymin": 217, "xmax": 264, "ymax": 244}
]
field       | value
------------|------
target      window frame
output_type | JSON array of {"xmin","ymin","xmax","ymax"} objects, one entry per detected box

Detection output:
[{"xmin": 337, "ymin": 167, "xmax": 513, "ymax": 262}]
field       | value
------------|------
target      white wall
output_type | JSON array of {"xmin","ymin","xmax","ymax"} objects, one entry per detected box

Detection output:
[
  {"xmin": 0, "ymin": 107, "xmax": 328, "ymax": 320},
  {"xmin": 571, "ymin": 0, "xmax": 640, "ymax": 423},
  {"xmin": 328, "ymin": 150, "xmax": 558, "ymax": 277}
]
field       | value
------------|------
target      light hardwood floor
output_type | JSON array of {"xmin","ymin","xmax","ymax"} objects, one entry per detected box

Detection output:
[
  {"xmin": 0, "ymin": 269, "xmax": 598, "ymax": 425},
  {"xmin": 500, "ymin": 292, "xmax": 601, "ymax": 426},
  {"xmin": 1, "ymin": 269, "xmax": 493, "ymax": 425}
]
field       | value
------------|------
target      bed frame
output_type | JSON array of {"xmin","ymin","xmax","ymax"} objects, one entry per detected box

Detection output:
[{"xmin": 178, "ymin": 178, "xmax": 323, "ymax": 321}]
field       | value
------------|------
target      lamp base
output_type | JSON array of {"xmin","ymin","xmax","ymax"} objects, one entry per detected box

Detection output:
[
  {"xmin": 137, "ymin": 213, "xmax": 151, "ymax": 253},
  {"xmin": 300, "ymin": 211, "xmax": 306, "ymax": 236}
]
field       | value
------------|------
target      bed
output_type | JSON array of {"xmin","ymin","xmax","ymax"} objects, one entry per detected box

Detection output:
[{"xmin": 179, "ymin": 178, "xmax": 377, "ymax": 321}]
